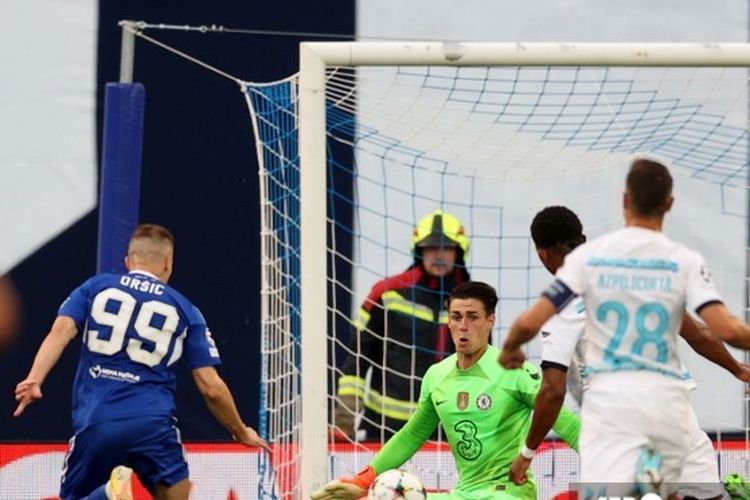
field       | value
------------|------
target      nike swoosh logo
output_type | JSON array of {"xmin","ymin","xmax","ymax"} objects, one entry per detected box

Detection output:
[{"xmin": 435, "ymin": 400, "xmax": 447, "ymax": 406}]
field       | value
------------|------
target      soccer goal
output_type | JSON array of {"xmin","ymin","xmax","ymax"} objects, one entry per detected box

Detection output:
[{"xmin": 244, "ymin": 42, "xmax": 750, "ymax": 499}]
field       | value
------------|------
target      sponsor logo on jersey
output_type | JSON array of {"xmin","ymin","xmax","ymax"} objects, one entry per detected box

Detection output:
[
  {"xmin": 476, "ymin": 393, "xmax": 492, "ymax": 410},
  {"xmin": 453, "ymin": 420, "xmax": 482, "ymax": 460},
  {"xmin": 88, "ymin": 364, "xmax": 141, "ymax": 383},
  {"xmin": 206, "ymin": 329, "xmax": 220, "ymax": 358},
  {"xmin": 541, "ymin": 330, "xmax": 551, "ymax": 338},
  {"xmin": 457, "ymin": 391, "xmax": 469, "ymax": 411}
]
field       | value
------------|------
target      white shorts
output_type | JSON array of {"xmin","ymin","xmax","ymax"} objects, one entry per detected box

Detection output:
[
  {"xmin": 580, "ymin": 371, "xmax": 691, "ymax": 497},
  {"xmin": 678, "ymin": 405, "xmax": 722, "ymax": 498}
]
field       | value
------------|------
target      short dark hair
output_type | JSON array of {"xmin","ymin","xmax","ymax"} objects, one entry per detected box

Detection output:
[
  {"xmin": 626, "ymin": 158, "xmax": 673, "ymax": 216},
  {"xmin": 449, "ymin": 281, "xmax": 498, "ymax": 315},
  {"xmin": 130, "ymin": 223, "xmax": 174, "ymax": 247},
  {"xmin": 530, "ymin": 206, "xmax": 585, "ymax": 251}
]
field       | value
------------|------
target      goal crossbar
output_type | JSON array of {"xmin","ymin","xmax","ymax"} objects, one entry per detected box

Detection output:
[{"xmin": 302, "ymin": 41, "xmax": 750, "ymax": 67}]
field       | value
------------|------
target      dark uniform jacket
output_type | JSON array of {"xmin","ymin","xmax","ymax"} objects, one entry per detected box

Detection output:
[{"xmin": 337, "ymin": 263, "xmax": 470, "ymax": 439}]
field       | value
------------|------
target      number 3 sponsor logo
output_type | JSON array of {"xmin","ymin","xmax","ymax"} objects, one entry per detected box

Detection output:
[{"xmin": 454, "ymin": 420, "xmax": 482, "ymax": 460}]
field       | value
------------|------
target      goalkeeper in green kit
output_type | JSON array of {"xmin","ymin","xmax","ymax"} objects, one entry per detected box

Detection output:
[{"xmin": 312, "ymin": 281, "xmax": 580, "ymax": 499}]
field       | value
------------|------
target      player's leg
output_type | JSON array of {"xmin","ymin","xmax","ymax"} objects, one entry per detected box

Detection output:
[
  {"xmin": 125, "ymin": 416, "xmax": 190, "ymax": 499},
  {"xmin": 152, "ymin": 478, "xmax": 191, "ymax": 500},
  {"xmin": 580, "ymin": 373, "xmax": 690, "ymax": 497},
  {"xmin": 642, "ymin": 376, "xmax": 691, "ymax": 498},
  {"xmin": 580, "ymin": 423, "xmax": 646, "ymax": 497},
  {"xmin": 59, "ymin": 430, "xmax": 123, "ymax": 500},
  {"xmin": 676, "ymin": 406, "xmax": 722, "ymax": 499},
  {"xmin": 579, "ymin": 378, "xmax": 649, "ymax": 495},
  {"xmin": 105, "ymin": 466, "xmax": 134, "ymax": 500},
  {"xmin": 81, "ymin": 466, "xmax": 134, "ymax": 500}
]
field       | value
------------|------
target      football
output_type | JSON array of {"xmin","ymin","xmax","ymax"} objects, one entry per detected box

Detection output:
[{"xmin": 367, "ymin": 469, "xmax": 427, "ymax": 499}]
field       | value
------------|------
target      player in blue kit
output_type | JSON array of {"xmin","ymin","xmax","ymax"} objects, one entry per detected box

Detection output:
[{"xmin": 14, "ymin": 224, "xmax": 269, "ymax": 500}]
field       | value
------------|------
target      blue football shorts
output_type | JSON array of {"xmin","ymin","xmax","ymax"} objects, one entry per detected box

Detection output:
[{"xmin": 59, "ymin": 416, "xmax": 189, "ymax": 499}]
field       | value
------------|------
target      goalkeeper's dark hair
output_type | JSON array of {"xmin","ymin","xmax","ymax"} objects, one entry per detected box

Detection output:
[
  {"xmin": 450, "ymin": 281, "xmax": 498, "ymax": 315},
  {"xmin": 626, "ymin": 158, "xmax": 673, "ymax": 216},
  {"xmin": 530, "ymin": 206, "xmax": 586, "ymax": 253}
]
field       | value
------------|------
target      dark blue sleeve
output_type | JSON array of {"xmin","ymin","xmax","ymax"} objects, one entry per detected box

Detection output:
[
  {"xmin": 58, "ymin": 278, "xmax": 94, "ymax": 329},
  {"xmin": 184, "ymin": 305, "xmax": 222, "ymax": 369},
  {"xmin": 541, "ymin": 279, "xmax": 578, "ymax": 312}
]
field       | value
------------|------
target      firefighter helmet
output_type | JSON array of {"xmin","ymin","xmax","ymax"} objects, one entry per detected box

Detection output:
[{"xmin": 411, "ymin": 210, "xmax": 469, "ymax": 260}]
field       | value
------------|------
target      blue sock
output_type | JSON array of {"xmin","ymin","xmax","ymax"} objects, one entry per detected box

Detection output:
[{"xmin": 82, "ymin": 484, "xmax": 109, "ymax": 500}]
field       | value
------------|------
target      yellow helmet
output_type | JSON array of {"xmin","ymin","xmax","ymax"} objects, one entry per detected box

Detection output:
[{"xmin": 411, "ymin": 210, "xmax": 469, "ymax": 261}]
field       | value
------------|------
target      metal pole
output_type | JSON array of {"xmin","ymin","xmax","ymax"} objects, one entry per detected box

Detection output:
[
  {"xmin": 118, "ymin": 20, "xmax": 138, "ymax": 83},
  {"xmin": 298, "ymin": 42, "xmax": 329, "ymax": 497}
]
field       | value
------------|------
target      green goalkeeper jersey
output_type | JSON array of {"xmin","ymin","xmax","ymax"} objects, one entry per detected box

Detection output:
[{"xmin": 370, "ymin": 345, "xmax": 580, "ymax": 499}]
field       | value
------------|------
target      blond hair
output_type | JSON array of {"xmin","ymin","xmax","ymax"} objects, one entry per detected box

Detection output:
[{"xmin": 128, "ymin": 224, "xmax": 174, "ymax": 262}]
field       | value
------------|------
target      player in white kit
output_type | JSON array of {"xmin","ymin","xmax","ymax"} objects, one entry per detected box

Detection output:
[
  {"xmin": 500, "ymin": 159, "xmax": 750, "ymax": 497},
  {"xmin": 507, "ymin": 205, "xmax": 750, "ymax": 499}
]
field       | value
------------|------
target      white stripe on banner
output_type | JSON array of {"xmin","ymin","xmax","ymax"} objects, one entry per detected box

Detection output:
[{"xmin": 0, "ymin": 0, "xmax": 97, "ymax": 272}]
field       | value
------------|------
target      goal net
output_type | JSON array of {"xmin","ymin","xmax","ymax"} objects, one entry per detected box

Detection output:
[{"xmin": 244, "ymin": 42, "xmax": 750, "ymax": 499}]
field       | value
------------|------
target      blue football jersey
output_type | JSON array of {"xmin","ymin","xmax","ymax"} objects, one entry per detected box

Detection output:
[{"xmin": 58, "ymin": 270, "xmax": 221, "ymax": 433}]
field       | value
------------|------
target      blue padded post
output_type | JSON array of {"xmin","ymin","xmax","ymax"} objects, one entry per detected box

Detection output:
[{"xmin": 97, "ymin": 82, "xmax": 145, "ymax": 274}]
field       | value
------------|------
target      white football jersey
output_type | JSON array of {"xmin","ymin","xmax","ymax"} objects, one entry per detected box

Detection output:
[
  {"xmin": 540, "ymin": 295, "xmax": 696, "ymax": 401},
  {"xmin": 552, "ymin": 226, "xmax": 722, "ymax": 380},
  {"xmin": 540, "ymin": 297, "xmax": 587, "ymax": 402}
]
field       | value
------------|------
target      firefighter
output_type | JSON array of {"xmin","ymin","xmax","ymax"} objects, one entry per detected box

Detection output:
[{"xmin": 334, "ymin": 209, "xmax": 471, "ymax": 441}]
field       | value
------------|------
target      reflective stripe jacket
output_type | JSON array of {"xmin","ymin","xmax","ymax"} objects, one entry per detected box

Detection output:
[{"xmin": 338, "ymin": 264, "xmax": 469, "ymax": 422}]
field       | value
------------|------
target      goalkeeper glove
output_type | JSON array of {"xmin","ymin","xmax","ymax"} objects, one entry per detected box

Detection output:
[
  {"xmin": 725, "ymin": 474, "xmax": 750, "ymax": 500},
  {"xmin": 309, "ymin": 465, "xmax": 377, "ymax": 500}
]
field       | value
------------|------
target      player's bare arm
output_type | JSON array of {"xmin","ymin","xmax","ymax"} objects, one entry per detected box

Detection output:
[
  {"xmin": 500, "ymin": 296, "xmax": 557, "ymax": 368},
  {"xmin": 509, "ymin": 366, "xmax": 568, "ymax": 486},
  {"xmin": 192, "ymin": 366, "xmax": 271, "ymax": 452},
  {"xmin": 697, "ymin": 303, "xmax": 750, "ymax": 350},
  {"xmin": 680, "ymin": 313, "xmax": 750, "ymax": 382},
  {"xmin": 14, "ymin": 316, "xmax": 78, "ymax": 417}
]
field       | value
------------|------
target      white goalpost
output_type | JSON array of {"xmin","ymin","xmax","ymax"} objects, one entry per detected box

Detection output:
[{"xmin": 244, "ymin": 42, "xmax": 750, "ymax": 499}]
